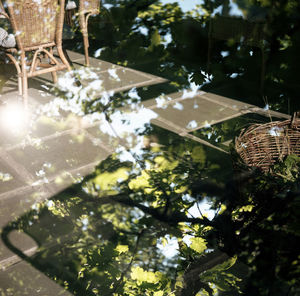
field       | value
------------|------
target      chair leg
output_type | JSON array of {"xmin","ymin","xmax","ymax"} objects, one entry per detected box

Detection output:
[
  {"xmin": 57, "ymin": 46, "xmax": 72, "ymax": 72},
  {"xmin": 20, "ymin": 53, "xmax": 28, "ymax": 108},
  {"xmin": 83, "ymin": 33, "xmax": 90, "ymax": 66},
  {"xmin": 80, "ymin": 13, "xmax": 90, "ymax": 66},
  {"xmin": 22, "ymin": 73, "xmax": 28, "ymax": 108},
  {"xmin": 18, "ymin": 75, "xmax": 22, "ymax": 96},
  {"xmin": 51, "ymin": 71, "xmax": 58, "ymax": 84},
  {"xmin": 5, "ymin": 53, "xmax": 23, "ymax": 96}
]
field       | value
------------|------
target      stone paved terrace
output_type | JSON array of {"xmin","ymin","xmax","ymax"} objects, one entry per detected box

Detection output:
[{"xmin": 0, "ymin": 50, "xmax": 289, "ymax": 295}]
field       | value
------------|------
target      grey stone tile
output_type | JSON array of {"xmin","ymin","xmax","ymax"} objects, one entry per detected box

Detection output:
[
  {"xmin": 29, "ymin": 114, "xmax": 90, "ymax": 139},
  {"xmin": 0, "ymin": 231, "xmax": 37, "ymax": 267},
  {"xmin": 142, "ymin": 91, "xmax": 184, "ymax": 109},
  {"xmin": 0, "ymin": 159, "xmax": 27, "ymax": 194},
  {"xmin": 86, "ymin": 123, "xmax": 119, "ymax": 151},
  {"xmin": 86, "ymin": 68, "xmax": 151, "ymax": 92},
  {"xmin": 81, "ymin": 56, "xmax": 117, "ymax": 71},
  {"xmin": 151, "ymin": 94, "xmax": 240, "ymax": 131},
  {"xmin": 129, "ymin": 68, "xmax": 167, "ymax": 82},
  {"xmin": 43, "ymin": 160, "xmax": 103, "ymax": 194},
  {"xmin": 28, "ymin": 76, "xmax": 55, "ymax": 93},
  {"xmin": 0, "ymin": 186, "xmax": 46, "ymax": 228},
  {"xmin": 0, "ymin": 261, "xmax": 72, "ymax": 295},
  {"xmin": 151, "ymin": 117, "xmax": 185, "ymax": 135},
  {"xmin": 86, "ymin": 120, "xmax": 143, "ymax": 152},
  {"xmin": 65, "ymin": 49, "xmax": 86, "ymax": 62},
  {"xmin": 0, "ymin": 187, "xmax": 49, "ymax": 270},
  {"xmin": 201, "ymin": 92, "xmax": 252, "ymax": 110},
  {"xmin": 75, "ymin": 67, "xmax": 165, "ymax": 94},
  {"xmin": 8, "ymin": 131, "xmax": 109, "ymax": 182},
  {"xmin": 0, "ymin": 127, "xmax": 27, "ymax": 149},
  {"xmin": 30, "ymin": 117, "xmax": 70, "ymax": 139}
]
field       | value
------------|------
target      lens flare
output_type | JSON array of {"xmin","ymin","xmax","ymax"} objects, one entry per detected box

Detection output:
[{"xmin": 0, "ymin": 102, "xmax": 28, "ymax": 134}]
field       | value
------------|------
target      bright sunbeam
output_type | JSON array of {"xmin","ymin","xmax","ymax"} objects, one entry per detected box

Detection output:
[{"xmin": 0, "ymin": 102, "xmax": 28, "ymax": 134}]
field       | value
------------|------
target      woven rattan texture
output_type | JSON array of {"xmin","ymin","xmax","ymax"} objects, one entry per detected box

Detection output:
[
  {"xmin": 7, "ymin": 0, "xmax": 58, "ymax": 48},
  {"xmin": 235, "ymin": 116, "xmax": 300, "ymax": 172}
]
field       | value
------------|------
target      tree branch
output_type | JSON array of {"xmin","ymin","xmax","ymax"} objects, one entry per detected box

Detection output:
[
  {"xmin": 176, "ymin": 250, "xmax": 229, "ymax": 296},
  {"xmin": 72, "ymin": 187, "xmax": 214, "ymax": 227}
]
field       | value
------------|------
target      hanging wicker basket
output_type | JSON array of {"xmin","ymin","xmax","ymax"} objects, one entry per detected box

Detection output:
[{"xmin": 235, "ymin": 112, "xmax": 300, "ymax": 172}]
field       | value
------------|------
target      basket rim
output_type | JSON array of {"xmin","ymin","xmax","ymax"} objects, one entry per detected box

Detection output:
[{"xmin": 235, "ymin": 117, "xmax": 300, "ymax": 143}]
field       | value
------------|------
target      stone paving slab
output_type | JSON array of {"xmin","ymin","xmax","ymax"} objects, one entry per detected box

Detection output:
[
  {"xmin": 0, "ymin": 188, "xmax": 47, "ymax": 274},
  {"xmin": 0, "ymin": 260, "xmax": 72, "ymax": 296},
  {"xmin": 8, "ymin": 132, "xmax": 107, "ymax": 180},
  {"xmin": 66, "ymin": 50, "xmax": 167, "ymax": 81},
  {"xmin": 143, "ymin": 90, "xmax": 289, "ymax": 152},
  {"xmin": 145, "ymin": 90, "xmax": 288, "ymax": 130},
  {"xmin": 0, "ymin": 230, "xmax": 37, "ymax": 269},
  {"xmin": 0, "ymin": 158, "xmax": 27, "ymax": 193}
]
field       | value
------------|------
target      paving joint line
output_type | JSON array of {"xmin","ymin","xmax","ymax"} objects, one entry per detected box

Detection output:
[
  {"xmin": 0, "ymin": 184, "xmax": 47, "ymax": 201},
  {"xmin": 0, "ymin": 246, "xmax": 38, "ymax": 271},
  {"xmin": 146, "ymin": 91, "xmax": 207, "ymax": 110},
  {"xmin": 0, "ymin": 149, "xmax": 35, "ymax": 184},
  {"xmin": 152, "ymin": 117, "xmax": 228, "ymax": 153},
  {"xmin": 3, "ymin": 119, "xmax": 104, "ymax": 152},
  {"xmin": 84, "ymin": 131, "xmax": 114, "ymax": 154}
]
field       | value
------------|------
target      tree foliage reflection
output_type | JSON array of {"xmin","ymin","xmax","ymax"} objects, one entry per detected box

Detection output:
[{"xmin": 3, "ymin": 124, "xmax": 300, "ymax": 295}]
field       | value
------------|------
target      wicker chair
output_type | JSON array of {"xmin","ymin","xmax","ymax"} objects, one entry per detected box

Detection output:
[
  {"xmin": 0, "ymin": 0, "xmax": 71, "ymax": 107},
  {"xmin": 78, "ymin": 0, "xmax": 100, "ymax": 66}
]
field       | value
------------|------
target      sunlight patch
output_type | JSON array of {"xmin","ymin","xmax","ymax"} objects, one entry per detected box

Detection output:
[{"xmin": 0, "ymin": 102, "xmax": 28, "ymax": 134}]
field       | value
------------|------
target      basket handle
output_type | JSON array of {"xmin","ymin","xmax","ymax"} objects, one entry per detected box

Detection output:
[{"xmin": 291, "ymin": 111, "xmax": 300, "ymax": 129}]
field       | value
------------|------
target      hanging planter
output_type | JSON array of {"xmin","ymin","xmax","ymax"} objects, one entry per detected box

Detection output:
[{"xmin": 235, "ymin": 112, "xmax": 300, "ymax": 172}]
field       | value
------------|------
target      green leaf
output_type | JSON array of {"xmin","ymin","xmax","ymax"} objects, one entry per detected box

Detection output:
[
  {"xmin": 149, "ymin": 29, "xmax": 161, "ymax": 51},
  {"xmin": 191, "ymin": 146, "xmax": 206, "ymax": 163},
  {"xmin": 190, "ymin": 237, "xmax": 207, "ymax": 254},
  {"xmin": 115, "ymin": 245, "xmax": 129, "ymax": 254},
  {"xmin": 131, "ymin": 266, "xmax": 161, "ymax": 284}
]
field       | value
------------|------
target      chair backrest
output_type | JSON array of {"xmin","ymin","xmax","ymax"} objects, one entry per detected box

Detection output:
[
  {"xmin": 6, "ymin": 0, "xmax": 65, "ymax": 49},
  {"xmin": 79, "ymin": 0, "xmax": 100, "ymax": 15}
]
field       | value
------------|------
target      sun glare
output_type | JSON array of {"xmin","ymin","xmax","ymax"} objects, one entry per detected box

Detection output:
[{"xmin": 0, "ymin": 102, "xmax": 28, "ymax": 134}]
